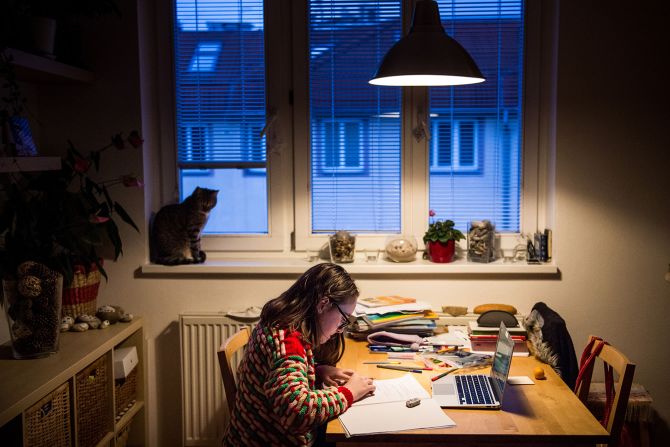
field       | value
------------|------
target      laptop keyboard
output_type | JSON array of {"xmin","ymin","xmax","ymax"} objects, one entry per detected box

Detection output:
[{"xmin": 455, "ymin": 375, "xmax": 495, "ymax": 405}]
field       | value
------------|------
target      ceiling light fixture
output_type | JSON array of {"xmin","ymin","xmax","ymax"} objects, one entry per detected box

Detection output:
[{"xmin": 369, "ymin": 0, "xmax": 485, "ymax": 87}]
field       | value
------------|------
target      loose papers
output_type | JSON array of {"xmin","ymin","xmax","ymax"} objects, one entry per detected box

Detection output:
[{"xmin": 338, "ymin": 374, "xmax": 456, "ymax": 436}]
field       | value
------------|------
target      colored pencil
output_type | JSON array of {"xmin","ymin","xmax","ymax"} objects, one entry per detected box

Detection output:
[
  {"xmin": 431, "ymin": 367, "xmax": 458, "ymax": 382},
  {"xmin": 363, "ymin": 361, "xmax": 401, "ymax": 364},
  {"xmin": 376, "ymin": 365, "xmax": 423, "ymax": 373}
]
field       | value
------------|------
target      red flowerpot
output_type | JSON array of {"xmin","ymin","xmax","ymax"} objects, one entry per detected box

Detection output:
[{"xmin": 427, "ymin": 240, "xmax": 456, "ymax": 263}]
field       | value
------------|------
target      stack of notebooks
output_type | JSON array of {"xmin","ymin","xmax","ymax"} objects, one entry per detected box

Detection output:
[
  {"xmin": 348, "ymin": 296, "xmax": 439, "ymax": 340},
  {"xmin": 468, "ymin": 320, "xmax": 529, "ymax": 353}
]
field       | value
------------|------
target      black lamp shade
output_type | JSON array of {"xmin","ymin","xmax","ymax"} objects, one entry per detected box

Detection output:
[{"xmin": 369, "ymin": 0, "xmax": 485, "ymax": 86}]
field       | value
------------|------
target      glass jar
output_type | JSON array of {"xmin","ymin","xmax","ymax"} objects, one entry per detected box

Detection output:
[
  {"xmin": 329, "ymin": 231, "xmax": 356, "ymax": 263},
  {"xmin": 385, "ymin": 235, "xmax": 418, "ymax": 262},
  {"xmin": 467, "ymin": 220, "xmax": 496, "ymax": 263},
  {"xmin": 2, "ymin": 262, "xmax": 63, "ymax": 359}
]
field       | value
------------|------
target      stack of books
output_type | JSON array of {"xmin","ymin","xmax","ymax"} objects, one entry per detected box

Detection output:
[
  {"xmin": 348, "ymin": 296, "xmax": 438, "ymax": 340},
  {"xmin": 468, "ymin": 320, "xmax": 529, "ymax": 353}
]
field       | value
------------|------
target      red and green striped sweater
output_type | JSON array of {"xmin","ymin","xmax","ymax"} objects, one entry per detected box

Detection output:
[{"xmin": 222, "ymin": 324, "xmax": 353, "ymax": 446}]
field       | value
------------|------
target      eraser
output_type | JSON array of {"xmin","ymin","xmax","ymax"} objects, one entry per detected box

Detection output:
[{"xmin": 405, "ymin": 397, "xmax": 421, "ymax": 408}]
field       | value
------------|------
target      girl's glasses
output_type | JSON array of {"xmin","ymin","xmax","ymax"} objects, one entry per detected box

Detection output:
[{"xmin": 332, "ymin": 301, "xmax": 356, "ymax": 331}]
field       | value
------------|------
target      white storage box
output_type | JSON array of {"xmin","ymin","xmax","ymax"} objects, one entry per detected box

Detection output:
[{"xmin": 114, "ymin": 346, "xmax": 138, "ymax": 379}]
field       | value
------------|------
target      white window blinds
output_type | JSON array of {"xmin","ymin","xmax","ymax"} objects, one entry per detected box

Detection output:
[
  {"xmin": 309, "ymin": 0, "xmax": 402, "ymax": 234},
  {"xmin": 429, "ymin": 0, "xmax": 524, "ymax": 232},
  {"xmin": 174, "ymin": 0, "xmax": 268, "ymax": 234}
]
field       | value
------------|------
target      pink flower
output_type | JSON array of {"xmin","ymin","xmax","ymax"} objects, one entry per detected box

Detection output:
[
  {"xmin": 111, "ymin": 133, "xmax": 125, "ymax": 150},
  {"xmin": 127, "ymin": 130, "xmax": 144, "ymax": 149},
  {"xmin": 121, "ymin": 175, "xmax": 144, "ymax": 188},
  {"xmin": 74, "ymin": 157, "xmax": 91, "ymax": 173},
  {"xmin": 89, "ymin": 215, "xmax": 110, "ymax": 224},
  {"xmin": 429, "ymin": 209, "xmax": 436, "ymax": 217}
]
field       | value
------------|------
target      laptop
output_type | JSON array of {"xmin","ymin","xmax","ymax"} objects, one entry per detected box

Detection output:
[{"xmin": 432, "ymin": 322, "xmax": 514, "ymax": 409}]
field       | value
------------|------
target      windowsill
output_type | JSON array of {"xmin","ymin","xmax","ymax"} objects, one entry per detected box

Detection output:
[{"xmin": 140, "ymin": 257, "xmax": 558, "ymax": 276}]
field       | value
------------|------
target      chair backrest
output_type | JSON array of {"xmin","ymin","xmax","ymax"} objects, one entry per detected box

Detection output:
[
  {"xmin": 575, "ymin": 335, "xmax": 635, "ymax": 446},
  {"xmin": 217, "ymin": 327, "xmax": 251, "ymax": 414}
]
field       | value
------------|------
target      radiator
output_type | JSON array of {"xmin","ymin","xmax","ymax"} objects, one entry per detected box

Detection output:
[{"xmin": 180, "ymin": 313, "xmax": 256, "ymax": 446}]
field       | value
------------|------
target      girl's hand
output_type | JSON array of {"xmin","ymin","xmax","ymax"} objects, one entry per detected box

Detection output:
[
  {"xmin": 343, "ymin": 372, "xmax": 376, "ymax": 402},
  {"xmin": 316, "ymin": 364, "xmax": 354, "ymax": 386}
]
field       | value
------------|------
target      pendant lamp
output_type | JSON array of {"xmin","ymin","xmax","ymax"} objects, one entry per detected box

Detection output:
[{"xmin": 369, "ymin": 0, "xmax": 485, "ymax": 86}]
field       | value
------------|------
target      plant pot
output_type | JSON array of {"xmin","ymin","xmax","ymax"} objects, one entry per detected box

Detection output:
[
  {"xmin": 426, "ymin": 240, "xmax": 455, "ymax": 263},
  {"xmin": 2, "ymin": 261, "xmax": 63, "ymax": 359},
  {"xmin": 62, "ymin": 263, "xmax": 102, "ymax": 319},
  {"xmin": 28, "ymin": 16, "xmax": 57, "ymax": 58}
]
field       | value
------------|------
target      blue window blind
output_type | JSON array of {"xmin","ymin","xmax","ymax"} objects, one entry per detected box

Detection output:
[
  {"xmin": 429, "ymin": 0, "xmax": 524, "ymax": 232},
  {"xmin": 174, "ymin": 0, "xmax": 268, "ymax": 234},
  {"xmin": 309, "ymin": 0, "xmax": 402, "ymax": 234}
]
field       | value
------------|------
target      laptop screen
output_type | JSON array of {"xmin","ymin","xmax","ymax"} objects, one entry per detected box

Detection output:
[{"xmin": 490, "ymin": 322, "xmax": 514, "ymax": 400}]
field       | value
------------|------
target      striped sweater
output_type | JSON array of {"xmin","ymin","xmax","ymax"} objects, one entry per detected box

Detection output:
[{"xmin": 222, "ymin": 324, "xmax": 353, "ymax": 446}]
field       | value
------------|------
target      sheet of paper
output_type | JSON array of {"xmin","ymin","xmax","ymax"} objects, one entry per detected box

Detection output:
[
  {"xmin": 508, "ymin": 376, "xmax": 535, "ymax": 385},
  {"xmin": 355, "ymin": 301, "xmax": 432, "ymax": 315},
  {"xmin": 339, "ymin": 398, "xmax": 456, "ymax": 436},
  {"xmin": 352, "ymin": 374, "xmax": 429, "ymax": 407},
  {"xmin": 423, "ymin": 332, "xmax": 466, "ymax": 346}
]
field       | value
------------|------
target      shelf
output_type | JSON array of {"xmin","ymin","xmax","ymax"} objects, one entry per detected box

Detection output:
[
  {"xmin": 115, "ymin": 400, "xmax": 144, "ymax": 432},
  {"xmin": 0, "ymin": 317, "xmax": 143, "ymax": 428},
  {"xmin": 5, "ymin": 48, "xmax": 94, "ymax": 84},
  {"xmin": 141, "ymin": 257, "xmax": 559, "ymax": 276},
  {"xmin": 0, "ymin": 156, "xmax": 61, "ymax": 173},
  {"xmin": 95, "ymin": 431, "xmax": 115, "ymax": 447}
]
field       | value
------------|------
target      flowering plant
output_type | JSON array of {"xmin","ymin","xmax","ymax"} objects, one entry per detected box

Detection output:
[
  {"xmin": 0, "ymin": 131, "xmax": 143, "ymax": 283},
  {"xmin": 423, "ymin": 210, "xmax": 464, "ymax": 244}
]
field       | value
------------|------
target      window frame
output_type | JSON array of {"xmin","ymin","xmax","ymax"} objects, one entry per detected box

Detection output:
[{"xmin": 157, "ymin": 0, "xmax": 556, "ymax": 256}]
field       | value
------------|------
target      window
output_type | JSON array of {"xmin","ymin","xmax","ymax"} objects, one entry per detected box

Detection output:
[
  {"xmin": 430, "ymin": 119, "xmax": 481, "ymax": 173},
  {"xmin": 316, "ymin": 121, "xmax": 365, "ymax": 174},
  {"xmin": 168, "ymin": 0, "xmax": 548, "ymax": 253}
]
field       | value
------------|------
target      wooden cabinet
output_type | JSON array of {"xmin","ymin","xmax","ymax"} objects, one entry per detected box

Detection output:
[{"xmin": 0, "ymin": 317, "xmax": 146, "ymax": 446}]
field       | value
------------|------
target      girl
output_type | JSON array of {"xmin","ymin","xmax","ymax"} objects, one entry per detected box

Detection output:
[{"xmin": 223, "ymin": 263, "xmax": 376, "ymax": 446}]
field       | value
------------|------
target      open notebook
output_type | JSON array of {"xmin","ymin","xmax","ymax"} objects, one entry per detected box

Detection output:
[{"xmin": 337, "ymin": 374, "xmax": 455, "ymax": 436}]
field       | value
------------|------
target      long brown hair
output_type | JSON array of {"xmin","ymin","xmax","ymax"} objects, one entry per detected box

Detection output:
[{"xmin": 260, "ymin": 262, "xmax": 358, "ymax": 364}]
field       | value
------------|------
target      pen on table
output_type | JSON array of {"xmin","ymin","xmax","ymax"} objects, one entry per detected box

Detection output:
[
  {"xmin": 431, "ymin": 367, "xmax": 458, "ymax": 382},
  {"xmin": 363, "ymin": 361, "xmax": 401, "ymax": 364},
  {"xmin": 376, "ymin": 364, "xmax": 424, "ymax": 373}
]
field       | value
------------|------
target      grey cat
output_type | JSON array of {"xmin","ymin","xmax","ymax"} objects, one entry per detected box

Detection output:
[{"xmin": 152, "ymin": 187, "xmax": 218, "ymax": 265}]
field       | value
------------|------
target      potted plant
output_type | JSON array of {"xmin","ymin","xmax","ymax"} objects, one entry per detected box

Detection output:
[
  {"xmin": 423, "ymin": 210, "xmax": 464, "ymax": 263},
  {"xmin": 0, "ymin": 130, "xmax": 143, "ymax": 358}
]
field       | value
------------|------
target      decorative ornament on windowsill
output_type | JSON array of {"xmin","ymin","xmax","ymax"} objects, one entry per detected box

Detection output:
[
  {"xmin": 423, "ymin": 210, "xmax": 464, "ymax": 263},
  {"xmin": 329, "ymin": 230, "xmax": 356, "ymax": 263},
  {"xmin": 385, "ymin": 235, "xmax": 418, "ymax": 262}
]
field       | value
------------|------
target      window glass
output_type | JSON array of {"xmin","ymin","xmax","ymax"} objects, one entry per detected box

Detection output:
[
  {"xmin": 174, "ymin": 0, "xmax": 267, "ymax": 234},
  {"xmin": 429, "ymin": 0, "xmax": 524, "ymax": 232},
  {"xmin": 308, "ymin": 0, "xmax": 402, "ymax": 234}
]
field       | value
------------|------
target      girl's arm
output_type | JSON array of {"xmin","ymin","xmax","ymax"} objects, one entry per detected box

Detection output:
[{"xmin": 263, "ymin": 334, "xmax": 352, "ymax": 431}]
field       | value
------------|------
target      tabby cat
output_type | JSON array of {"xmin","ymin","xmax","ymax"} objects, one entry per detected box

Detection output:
[{"xmin": 152, "ymin": 187, "xmax": 218, "ymax": 265}]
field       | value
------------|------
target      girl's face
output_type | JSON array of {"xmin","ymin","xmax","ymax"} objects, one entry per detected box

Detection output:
[{"xmin": 317, "ymin": 298, "xmax": 356, "ymax": 345}]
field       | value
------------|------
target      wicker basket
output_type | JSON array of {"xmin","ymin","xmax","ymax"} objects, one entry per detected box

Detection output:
[
  {"xmin": 62, "ymin": 263, "xmax": 101, "ymax": 318},
  {"xmin": 115, "ymin": 368, "xmax": 138, "ymax": 419},
  {"xmin": 75, "ymin": 355, "xmax": 112, "ymax": 447},
  {"xmin": 23, "ymin": 381, "xmax": 72, "ymax": 447}
]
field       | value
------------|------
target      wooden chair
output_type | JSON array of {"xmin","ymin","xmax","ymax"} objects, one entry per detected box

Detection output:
[
  {"xmin": 575, "ymin": 336, "xmax": 635, "ymax": 447},
  {"xmin": 217, "ymin": 327, "xmax": 250, "ymax": 414}
]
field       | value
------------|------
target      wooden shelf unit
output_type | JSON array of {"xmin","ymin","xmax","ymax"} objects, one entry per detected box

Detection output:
[
  {"xmin": 5, "ymin": 48, "xmax": 94, "ymax": 84},
  {"xmin": 0, "ymin": 317, "xmax": 146, "ymax": 446}
]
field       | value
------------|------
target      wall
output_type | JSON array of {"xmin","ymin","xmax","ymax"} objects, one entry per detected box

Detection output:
[{"xmin": 2, "ymin": 0, "xmax": 669, "ymax": 445}]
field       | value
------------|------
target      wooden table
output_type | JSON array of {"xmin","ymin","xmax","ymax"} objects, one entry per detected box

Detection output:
[{"xmin": 326, "ymin": 339, "xmax": 609, "ymax": 446}]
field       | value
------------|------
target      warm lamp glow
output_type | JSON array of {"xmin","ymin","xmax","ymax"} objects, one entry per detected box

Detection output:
[{"xmin": 369, "ymin": 0, "xmax": 485, "ymax": 87}]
